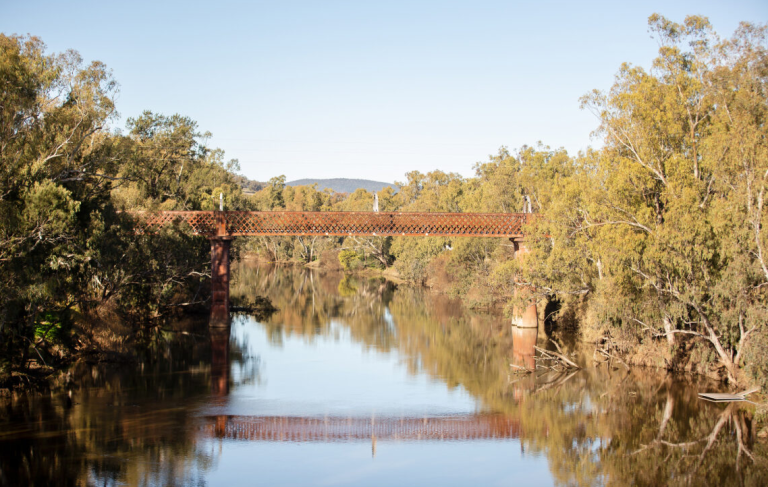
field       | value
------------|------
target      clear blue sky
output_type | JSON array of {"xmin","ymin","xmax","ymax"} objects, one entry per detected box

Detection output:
[{"xmin": 3, "ymin": 1, "xmax": 766, "ymax": 184}]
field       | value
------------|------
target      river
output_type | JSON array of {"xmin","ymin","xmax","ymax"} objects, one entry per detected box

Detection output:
[{"xmin": 1, "ymin": 263, "xmax": 765, "ymax": 486}]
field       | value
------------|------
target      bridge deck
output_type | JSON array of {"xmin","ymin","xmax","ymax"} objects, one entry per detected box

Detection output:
[{"xmin": 130, "ymin": 211, "xmax": 530, "ymax": 238}]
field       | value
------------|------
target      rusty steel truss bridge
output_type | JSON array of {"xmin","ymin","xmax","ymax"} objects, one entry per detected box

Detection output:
[
  {"xmin": 128, "ymin": 210, "xmax": 535, "ymax": 325},
  {"xmin": 131, "ymin": 210, "xmax": 530, "ymax": 238}
]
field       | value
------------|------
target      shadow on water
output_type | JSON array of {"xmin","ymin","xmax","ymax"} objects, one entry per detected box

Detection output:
[{"xmin": 0, "ymin": 262, "xmax": 766, "ymax": 486}]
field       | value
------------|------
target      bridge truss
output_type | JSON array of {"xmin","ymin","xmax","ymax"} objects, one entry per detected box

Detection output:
[{"xmin": 130, "ymin": 210, "xmax": 530, "ymax": 238}]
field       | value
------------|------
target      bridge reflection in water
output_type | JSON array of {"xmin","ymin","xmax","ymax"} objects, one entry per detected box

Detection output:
[
  {"xmin": 204, "ymin": 266, "xmax": 542, "ymax": 445},
  {"xmin": 201, "ymin": 414, "xmax": 523, "ymax": 442},
  {"xmin": 209, "ymin": 324, "xmax": 230, "ymax": 396},
  {"xmin": 208, "ymin": 320, "xmax": 541, "ymax": 398}
]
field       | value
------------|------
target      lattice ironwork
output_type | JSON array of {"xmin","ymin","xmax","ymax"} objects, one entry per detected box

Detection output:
[
  {"xmin": 129, "ymin": 211, "xmax": 530, "ymax": 238},
  {"xmin": 130, "ymin": 211, "xmax": 219, "ymax": 236}
]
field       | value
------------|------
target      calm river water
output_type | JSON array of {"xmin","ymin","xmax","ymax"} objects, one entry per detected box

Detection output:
[{"xmin": 1, "ymin": 263, "xmax": 766, "ymax": 486}]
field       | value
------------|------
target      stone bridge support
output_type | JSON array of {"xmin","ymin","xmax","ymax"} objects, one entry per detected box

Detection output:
[{"xmin": 510, "ymin": 239, "xmax": 539, "ymax": 370}]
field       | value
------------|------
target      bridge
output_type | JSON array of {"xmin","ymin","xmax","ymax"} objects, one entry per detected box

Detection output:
[
  {"xmin": 131, "ymin": 210, "xmax": 530, "ymax": 238},
  {"xmin": 130, "ymin": 210, "xmax": 536, "ymax": 327},
  {"xmin": 200, "ymin": 414, "xmax": 524, "ymax": 443}
]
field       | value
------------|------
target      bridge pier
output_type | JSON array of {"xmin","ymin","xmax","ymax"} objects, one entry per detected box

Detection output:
[
  {"xmin": 511, "ymin": 239, "xmax": 538, "ymax": 329},
  {"xmin": 210, "ymin": 237, "xmax": 232, "ymax": 325}
]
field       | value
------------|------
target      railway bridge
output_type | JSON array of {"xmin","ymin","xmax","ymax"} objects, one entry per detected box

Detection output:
[{"xmin": 131, "ymin": 210, "xmax": 536, "ymax": 327}]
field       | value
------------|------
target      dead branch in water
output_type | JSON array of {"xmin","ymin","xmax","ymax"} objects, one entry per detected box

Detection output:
[
  {"xmin": 593, "ymin": 337, "xmax": 631, "ymax": 370},
  {"xmin": 594, "ymin": 346, "xmax": 630, "ymax": 370},
  {"xmin": 534, "ymin": 344, "xmax": 580, "ymax": 370},
  {"xmin": 509, "ymin": 363, "xmax": 532, "ymax": 374}
]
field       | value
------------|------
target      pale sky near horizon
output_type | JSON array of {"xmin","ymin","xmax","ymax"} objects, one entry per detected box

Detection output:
[{"xmin": 3, "ymin": 1, "xmax": 766, "ymax": 184}]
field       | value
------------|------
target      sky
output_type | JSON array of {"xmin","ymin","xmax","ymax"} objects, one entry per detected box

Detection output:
[{"xmin": 2, "ymin": 0, "xmax": 766, "ymax": 184}]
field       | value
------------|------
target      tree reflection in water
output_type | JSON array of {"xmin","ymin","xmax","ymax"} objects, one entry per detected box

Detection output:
[
  {"xmin": 0, "ymin": 316, "xmax": 219, "ymax": 486},
  {"xmin": 231, "ymin": 263, "xmax": 768, "ymax": 486},
  {"xmin": 0, "ymin": 263, "xmax": 765, "ymax": 486}
]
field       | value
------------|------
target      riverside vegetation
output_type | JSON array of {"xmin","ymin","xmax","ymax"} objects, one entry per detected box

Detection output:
[{"xmin": 1, "ymin": 14, "xmax": 767, "ymax": 395}]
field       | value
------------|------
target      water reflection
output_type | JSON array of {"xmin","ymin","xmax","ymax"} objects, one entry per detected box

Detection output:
[
  {"xmin": 0, "ymin": 319, "xmax": 217, "ymax": 486},
  {"xmin": 210, "ymin": 324, "xmax": 230, "ymax": 396},
  {"xmin": 0, "ymin": 263, "xmax": 766, "ymax": 486},
  {"xmin": 201, "ymin": 414, "xmax": 522, "ymax": 442},
  {"xmin": 512, "ymin": 325, "xmax": 537, "ymax": 370},
  {"xmin": 226, "ymin": 264, "xmax": 768, "ymax": 486}
]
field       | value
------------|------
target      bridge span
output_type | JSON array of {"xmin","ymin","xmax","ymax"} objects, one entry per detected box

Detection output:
[
  {"xmin": 131, "ymin": 210, "xmax": 530, "ymax": 238},
  {"xmin": 129, "ymin": 210, "xmax": 537, "ymax": 328}
]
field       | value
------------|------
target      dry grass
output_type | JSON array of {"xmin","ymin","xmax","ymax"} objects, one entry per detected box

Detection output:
[{"xmin": 72, "ymin": 302, "xmax": 134, "ymax": 357}]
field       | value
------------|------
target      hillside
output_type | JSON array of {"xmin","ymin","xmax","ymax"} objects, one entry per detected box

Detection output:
[
  {"xmin": 233, "ymin": 174, "xmax": 265, "ymax": 195},
  {"xmin": 286, "ymin": 178, "xmax": 396, "ymax": 194}
]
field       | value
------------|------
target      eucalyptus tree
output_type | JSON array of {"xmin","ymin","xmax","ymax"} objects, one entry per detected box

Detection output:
[
  {"xmin": 525, "ymin": 15, "xmax": 768, "ymax": 384},
  {"xmin": 0, "ymin": 36, "xmax": 251, "ymax": 373},
  {"xmin": 0, "ymin": 34, "xmax": 122, "ymax": 368}
]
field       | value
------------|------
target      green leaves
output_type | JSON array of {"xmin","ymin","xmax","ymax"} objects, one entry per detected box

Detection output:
[{"xmin": 22, "ymin": 180, "xmax": 80, "ymax": 238}]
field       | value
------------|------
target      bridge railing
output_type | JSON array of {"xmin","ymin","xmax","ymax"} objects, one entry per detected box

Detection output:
[{"xmin": 129, "ymin": 211, "xmax": 531, "ymax": 238}]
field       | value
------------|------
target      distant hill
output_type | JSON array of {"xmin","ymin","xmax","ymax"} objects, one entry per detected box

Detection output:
[
  {"xmin": 286, "ymin": 178, "xmax": 396, "ymax": 194},
  {"xmin": 233, "ymin": 174, "xmax": 265, "ymax": 195}
]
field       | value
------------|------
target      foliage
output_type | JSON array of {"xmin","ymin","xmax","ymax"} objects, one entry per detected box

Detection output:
[
  {"xmin": 521, "ymin": 16, "xmax": 768, "ymax": 385},
  {"xmin": 390, "ymin": 237, "xmax": 446, "ymax": 283},
  {"xmin": 0, "ymin": 35, "xmax": 247, "ymax": 376},
  {"xmin": 338, "ymin": 250, "xmax": 361, "ymax": 271}
]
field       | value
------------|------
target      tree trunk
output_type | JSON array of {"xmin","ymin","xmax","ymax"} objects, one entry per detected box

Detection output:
[{"xmin": 663, "ymin": 315, "xmax": 675, "ymax": 346}]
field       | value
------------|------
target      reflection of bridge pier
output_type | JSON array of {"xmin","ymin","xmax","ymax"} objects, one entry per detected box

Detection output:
[
  {"xmin": 512, "ymin": 326, "xmax": 538, "ymax": 370},
  {"xmin": 209, "ymin": 323, "xmax": 230, "ymax": 396}
]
